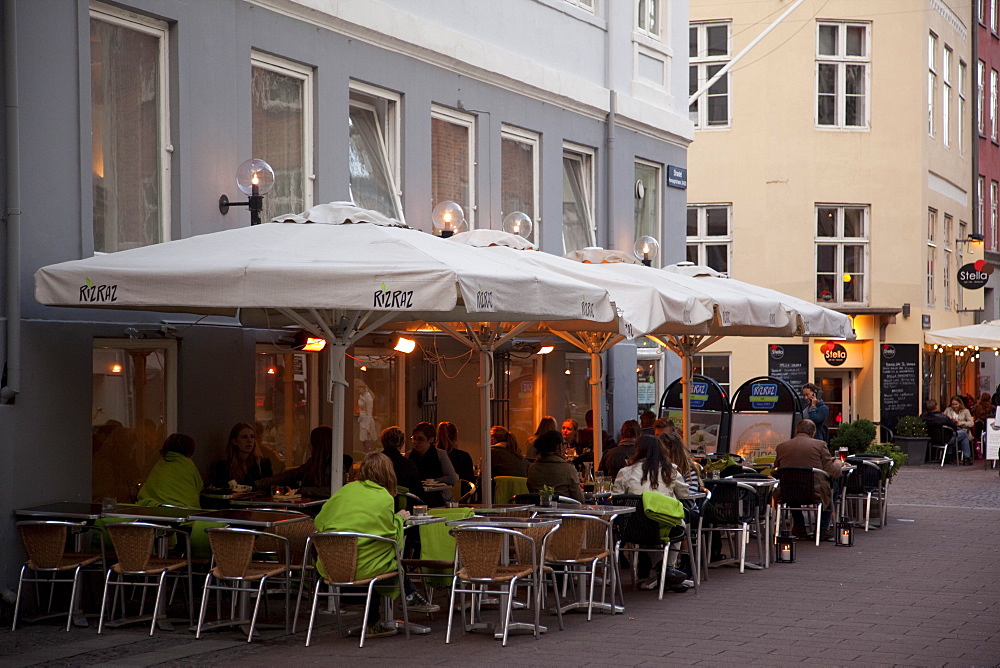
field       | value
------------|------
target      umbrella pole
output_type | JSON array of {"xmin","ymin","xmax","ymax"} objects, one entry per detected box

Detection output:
[
  {"xmin": 328, "ymin": 341, "xmax": 348, "ymax": 494},
  {"xmin": 591, "ymin": 352, "xmax": 603, "ymax": 474},
  {"xmin": 681, "ymin": 351, "xmax": 691, "ymax": 452},
  {"xmin": 479, "ymin": 349, "xmax": 493, "ymax": 507}
]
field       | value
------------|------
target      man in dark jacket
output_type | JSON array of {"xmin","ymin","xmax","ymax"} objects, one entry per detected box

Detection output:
[{"xmin": 775, "ymin": 420, "xmax": 844, "ymax": 540}]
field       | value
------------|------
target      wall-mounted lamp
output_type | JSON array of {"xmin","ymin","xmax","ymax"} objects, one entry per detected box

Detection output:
[
  {"xmin": 219, "ymin": 158, "xmax": 275, "ymax": 225},
  {"xmin": 394, "ymin": 336, "xmax": 417, "ymax": 353},
  {"xmin": 432, "ymin": 200, "xmax": 465, "ymax": 238},
  {"xmin": 109, "ymin": 363, "xmax": 123, "ymax": 374},
  {"xmin": 956, "ymin": 232, "xmax": 985, "ymax": 250},
  {"xmin": 502, "ymin": 211, "xmax": 533, "ymax": 239},
  {"xmin": 634, "ymin": 236, "xmax": 660, "ymax": 267}
]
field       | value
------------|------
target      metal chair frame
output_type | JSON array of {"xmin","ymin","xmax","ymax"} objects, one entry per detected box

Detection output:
[
  {"xmin": 540, "ymin": 513, "xmax": 616, "ymax": 620},
  {"xmin": 927, "ymin": 424, "xmax": 960, "ymax": 466},
  {"xmin": 841, "ymin": 458, "xmax": 889, "ymax": 530},
  {"xmin": 292, "ymin": 530, "xmax": 408, "ymax": 648},
  {"xmin": 772, "ymin": 467, "xmax": 837, "ymax": 547},
  {"xmin": 13, "ymin": 521, "xmax": 105, "ymax": 632},
  {"xmin": 699, "ymin": 481, "xmax": 764, "ymax": 574}
]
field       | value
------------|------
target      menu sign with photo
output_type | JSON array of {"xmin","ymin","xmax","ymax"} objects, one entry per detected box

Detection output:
[
  {"xmin": 879, "ymin": 343, "xmax": 919, "ymax": 432},
  {"xmin": 766, "ymin": 344, "xmax": 809, "ymax": 390}
]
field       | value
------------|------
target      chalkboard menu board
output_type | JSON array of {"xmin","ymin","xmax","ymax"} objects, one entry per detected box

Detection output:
[
  {"xmin": 880, "ymin": 343, "xmax": 919, "ymax": 431},
  {"xmin": 766, "ymin": 344, "xmax": 809, "ymax": 390}
]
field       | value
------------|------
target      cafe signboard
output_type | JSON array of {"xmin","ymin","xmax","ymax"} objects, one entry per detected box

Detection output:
[{"xmin": 957, "ymin": 260, "xmax": 994, "ymax": 289}]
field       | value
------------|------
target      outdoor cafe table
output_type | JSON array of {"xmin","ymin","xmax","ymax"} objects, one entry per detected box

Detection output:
[
  {"xmin": 15, "ymin": 501, "xmax": 103, "ymax": 521},
  {"xmin": 460, "ymin": 503, "xmax": 534, "ymax": 515},
  {"xmin": 183, "ymin": 508, "xmax": 311, "ymax": 528},
  {"xmin": 445, "ymin": 516, "xmax": 561, "ymax": 639},
  {"xmin": 530, "ymin": 504, "xmax": 635, "ymax": 614},
  {"xmin": 227, "ymin": 492, "xmax": 328, "ymax": 510}
]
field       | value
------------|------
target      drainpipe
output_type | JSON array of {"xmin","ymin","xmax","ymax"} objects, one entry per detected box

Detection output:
[{"xmin": 1, "ymin": 0, "xmax": 21, "ymax": 404}]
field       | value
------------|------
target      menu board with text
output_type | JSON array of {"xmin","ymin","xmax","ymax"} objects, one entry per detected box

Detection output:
[{"xmin": 879, "ymin": 344, "xmax": 919, "ymax": 432}]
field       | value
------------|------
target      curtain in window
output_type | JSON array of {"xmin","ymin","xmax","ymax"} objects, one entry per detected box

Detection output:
[
  {"xmin": 634, "ymin": 163, "xmax": 659, "ymax": 241},
  {"xmin": 348, "ymin": 107, "xmax": 401, "ymax": 220},
  {"xmin": 252, "ymin": 66, "xmax": 305, "ymax": 221},
  {"xmin": 90, "ymin": 18, "xmax": 162, "ymax": 252},
  {"xmin": 562, "ymin": 156, "xmax": 594, "ymax": 253}
]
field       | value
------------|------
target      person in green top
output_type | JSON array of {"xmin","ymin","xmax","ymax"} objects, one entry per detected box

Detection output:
[
  {"xmin": 313, "ymin": 453, "xmax": 439, "ymax": 640},
  {"xmin": 138, "ymin": 433, "xmax": 203, "ymax": 508}
]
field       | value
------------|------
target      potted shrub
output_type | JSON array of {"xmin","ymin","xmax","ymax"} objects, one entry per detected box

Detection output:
[
  {"xmin": 538, "ymin": 485, "xmax": 555, "ymax": 507},
  {"xmin": 893, "ymin": 416, "xmax": 929, "ymax": 466},
  {"xmin": 830, "ymin": 419, "xmax": 877, "ymax": 455}
]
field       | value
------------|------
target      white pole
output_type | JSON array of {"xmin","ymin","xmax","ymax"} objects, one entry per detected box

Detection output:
[
  {"xmin": 479, "ymin": 349, "xmax": 494, "ymax": 507},
  {"xmin": 591, "ymin": 351, "xmax": 604, "ymax": 472},
  {"xmin": 688, "ymin": 0, "xmax": 806, "ymax": 108}
]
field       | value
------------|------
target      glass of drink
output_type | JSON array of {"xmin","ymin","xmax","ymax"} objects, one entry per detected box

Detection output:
[{"xmin": 838, "ymin": 447, "xmax": 849, "ymax": 462}]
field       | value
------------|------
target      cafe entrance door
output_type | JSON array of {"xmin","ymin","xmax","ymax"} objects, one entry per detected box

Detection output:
[{"xmin": 815, "ymin": 369, "xmax": 853, "ymax": 440}]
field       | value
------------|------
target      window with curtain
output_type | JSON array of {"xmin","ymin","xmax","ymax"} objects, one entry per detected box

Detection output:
[
  {"xmin": 431, "ymin": 106, "xmax": 475, "ymax": 228},
  {"xmin": 562, "ymin": 148, "xmax": 596, "ymax": 253},
  {"xmin": 501, "ymin": 126, "xmax": 539, "ymax": 243},
  {"xmin": 90, "ymin": 7, "xmax": 169, "ymax": 253},
  {"xmin": 348, "ymin": 99, "xmax": 403, "ymax": 221},
  {"xmin": 634, "ymin": 160, "xmax": 661, "ymax": 243},
  {"xmin": 252, "ymin": 54, "xmax": 312, "ymax": 221}
]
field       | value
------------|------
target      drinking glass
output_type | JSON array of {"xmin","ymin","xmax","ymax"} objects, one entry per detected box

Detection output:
[{"xmin": 838, "ymin": 447, "xmax": 849, "ymax": 462}]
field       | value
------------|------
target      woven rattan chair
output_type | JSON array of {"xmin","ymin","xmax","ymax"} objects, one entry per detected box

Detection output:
[
  {"xmin": 772, "ymin": 466, "xmax": 836, "ymax": 546},
  {"xmin": 541, "ymin": 513, "xmax": 614, "ymax": 621},
  {"xmin": 13, "ymin": 521, "xmax": 105, "ymax": 632},
  {"xmin": 610, "ymin": 494, "xmax": 699, "ymax": 597},
  {"xmin": 293, "ymin": 530, "xmax": 408, "ymax": 648},
  {"xmin": 98, "ymin": 522, "xmax": 192, "ymax": 636},
  {"xmin": 447, "ymin": 525, "xmax": 552, "ymax": 646},
  {"xmin": 195, "ymin": 527, "xmax": 290, "ymax": 643}
]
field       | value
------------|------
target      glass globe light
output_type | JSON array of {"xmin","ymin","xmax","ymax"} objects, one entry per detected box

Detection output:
[
  {"xmin": 634, "ymin": 235, "xmax": 660, "ymax": 265},
  {"xmin": 432, "ymin": 200, "xmax": 465, "ymax": 237},
  {"xmin": 236, "ymin": 158, "xmax": 275, "ymax": 196},
  {"xmin": 502, "ymin": 211, "xmax": 533, "ymax": 239}
]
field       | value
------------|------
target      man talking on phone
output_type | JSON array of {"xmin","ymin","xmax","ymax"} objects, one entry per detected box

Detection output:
[{"xmin": 801, "ymin": 383, "xmax": 830, "ymax": 443}]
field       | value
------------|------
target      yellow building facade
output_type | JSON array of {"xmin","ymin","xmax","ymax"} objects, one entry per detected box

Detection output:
[{"xmin": 687, "ymin": 0, "xmax": 979, "ymax": 435}]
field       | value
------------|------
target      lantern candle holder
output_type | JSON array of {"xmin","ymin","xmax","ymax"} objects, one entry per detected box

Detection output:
[
  {"xmin": 836, "ymin": 521, "xmax": 854, "ymax": 547},
  {"xmin": 776, "ymin": 532, "xmax": 796, "ymax": 563}
]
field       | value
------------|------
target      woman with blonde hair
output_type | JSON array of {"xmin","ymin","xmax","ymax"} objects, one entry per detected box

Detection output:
[
  {"xmin": 525, "ymin": 415, "xmax": 560, "ymax": 460},
  {"xmin": 211, "ymin": 422, "xmax": 273, "ymax": 488},
  {"xmin": 314, "ymin": 452, "xmax": 438, "ymax": 639}
]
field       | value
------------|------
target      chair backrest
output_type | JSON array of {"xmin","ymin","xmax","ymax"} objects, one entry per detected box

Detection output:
[
  {"xmin": 544, "ymin": 513, "xmax": 609, "ymax": 561},
  {"xmin": 17, "ymin": 521, "xmax": 71, "ymax": 569},
  {"xmin": 207, "ymin": 527, "xmax": 260, "ymax": 578},
  {"xmin": 452, "ymin": 526, "xmax": 526, "ymax": 580},
  {"xmin": 107, "ymin": 522, "xmax": 160, "ymax": 572},
  {"xmin": 255, "ymin": 516, "xmax": 314, "ymax": 566},
  {"xmin": 926, "ymin": 423, "xmax": 955, "ymax": 446},
  {"xmin": 844, "ymin": 458, "xmax": 884, "ymax": 493},
  {"xmin": 494, "ymin": 476, "xmax": 529, "ymax": 504},
  {"xmin": 703, "ymin": 480, "xmax": 760, "ymax": 523},
  {"xmin": 771, "ymin": 467, "xmax": 820, "ymax": 506},
  {"xmin": 419, "ymin": 507, "xmax": 475, "ymax": 562},
  {"xmin": 310, "ymin": 532, "xmax": 359, "ymax": 584},
  {"xmin": 608, "ymin": 494, "xmax": 663, "ymax": 546}
]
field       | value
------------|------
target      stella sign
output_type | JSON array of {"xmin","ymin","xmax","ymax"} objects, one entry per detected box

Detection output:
[{"xmin": 957, "ymin": 260, "xmax": 994, "ymax": 289}]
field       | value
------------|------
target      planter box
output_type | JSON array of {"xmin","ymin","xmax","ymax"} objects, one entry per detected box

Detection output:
[{"xmin": 894, "ymin": 436, "xmax": 929, "ymax": 466}]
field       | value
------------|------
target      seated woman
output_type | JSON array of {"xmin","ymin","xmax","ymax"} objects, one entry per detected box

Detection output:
[
  {"xmin": 612, "ymin": 434, "xmax": 690, "ymax": 592},
  {"xmin": 436, "ymin": 421, "xmax": 476, "ymax": 482},
  {"xmin": 256, "ymin": 425, "xmax": 335, "ymax": 497},
  {"xmin": 490, "ymin": 425, "xmax": 528, "ymax": 478},
  {"xmin": 378, "ymin": 426, "xmax": 424, "ymax": 499},
  {"xmin": 210, "ymin": 422, "xmax": 273, "ymax": 488},
  {"xmin": 138, "ymin": 433, "xmax": 203, "ymax": 509},
  {"xmin": 526, "ymin": 431, "xmax": 584, "ymax": 502},
  {"xmin": 658, "ymin": 432, "xmax": 703, "ymax": 496},
  {"xmin": 524, "ymin": 415, "xmax": 559, "ymax": 460},
  {"xmin": 313, "ymin": 453, "xmax": 438, "ymax": 640},
  {"xmin": 406, "ymin": 422, "xmax": 458, "ymax": 506}
]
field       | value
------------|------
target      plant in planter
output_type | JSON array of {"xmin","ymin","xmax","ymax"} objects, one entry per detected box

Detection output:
[
  {"xmin": 539, "ymin": 485, "xmax": 555, "ymax": 506},
  {"xmin": 863, "ymin": 442, "xmax": 908, "ymax": 481},
  {"xmin": 892, "ymin": 416, "xmax": 929, "ymax": 466},
  {"xmin": 830, "ymin": 419, "xmax": 877, "ymax": 455}
]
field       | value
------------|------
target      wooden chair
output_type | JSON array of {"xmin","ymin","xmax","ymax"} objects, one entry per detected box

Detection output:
[
  {"xmin": 98, "ymin": 522, "xmax": 192, "ymax": 636},
  {"xmin": 13, "ymin": 521, "xmax": 105, "ymax": 632},
  {"xmin": 293, "ymin": 531, "xmax": 408, "ymax": 648}
]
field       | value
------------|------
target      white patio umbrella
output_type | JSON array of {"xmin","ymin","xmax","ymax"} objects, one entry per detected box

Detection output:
[
  {"xmin": 35, "ymin": 203, "xmax": 617, "ymax": 494},
  {"xmin": 660, "ymin": 262, "xmax": 854, "ymax": 447},
  {"xmin": 924, "ymin": 320, "xmax": 1000, "ymax": 350}
]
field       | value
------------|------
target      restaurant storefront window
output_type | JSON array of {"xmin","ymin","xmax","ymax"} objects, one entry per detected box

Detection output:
[
  {"xmin": 91, "ymin": 339, "xmax": 176, "ymax": 503},
  {"xmin": 563, "ymin": 353, "xmax": 592, "ymax": 430},
  {"xmin": 352, "ymin": 348, "xmax": 404, "ymax": 458},
  {"xmin": 254, "ymin": 348, "xmax": 320, "ymax": 468},
  {"xmin": 507, "ymin": 355, "xmax": 541, "ymax": 446}
]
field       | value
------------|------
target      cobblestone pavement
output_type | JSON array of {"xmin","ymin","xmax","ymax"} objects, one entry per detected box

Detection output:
[{"xmin": 1, "ymin": 461, "xmax": 998, "ymax": 667}]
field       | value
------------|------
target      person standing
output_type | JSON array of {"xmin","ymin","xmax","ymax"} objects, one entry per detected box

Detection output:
[{"xmin": 801, "ymin": 383, "xmax": 830, "ymax": 443}]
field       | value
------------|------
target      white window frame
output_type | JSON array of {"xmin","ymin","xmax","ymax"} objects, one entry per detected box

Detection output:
[
  {"xmin": 944, "ymin": 214, "xmax": 953, "ymax": 310},
  {"xmin": 687, "ymin": 203, "xmax": 732, "ymax": 276},
  {"xmin": 959, "ymin": 60, "xmax": 967, "ymax": 155},
  {"xmin": 251, "ymin": 52, "xmax": 314, "ymax": 214},
  {"xmin": 993, "ymin": 0, "xmax": 998, "ymax": 33},
  {"xmin": 928, "ymin": 33, "xmax": 937, "ymax": 138},
  {"xmin": 90, "ymin": 2, "xmax": 171, "ymax": 253},
  {"xmin": 815, "ymin": 204, "xmax": 869, "ymax": 305},
  {"xmin": 816, "ymin": 21, "xmax": 871, "ymax": 130},
  {"xmin": 979, "ymin": 61, "xmax": 986, "ymax": 135},
  {"xmin": 431, "ymin": 104, "xmax": 477, "ymax": 229},
  {"xmin": 943, "ymin": 46, "xmax": 952, "ymax": 147},
  {"xmin": 500, "ymin": 124, "xmax": 541, "ymax": 244},
  {"xmin": 564, "ymin": 0, "xmax": 596, "ymax": 14},
  {"xmin": 636, "ymin": 0, "xmax": 661, "ymax": 41},
  {"xmin": 992, "ymin": 181, "xmax": 999, "ymax": 252},
  {"xmin": 689, "ymin": 21, "xmax": 732, "ymax": 129},
  {"xmin": 992, "ymin": 69, "xmax": 998, "ymax": 141},
  {"xmin": 562, "ymin": 143, "xmax": 597, "ymax": 253},
  {"xmin": 692, "ymin": 352, "xmax": 731, "ymax": 397},
  {"xmin": 927, "ymin": 208, "xmax": 937, "ymax": 308},
  {"xmin": 634, "ymin": 158, "xmax": 662, "ymax": 245},
  {"xmin": 349, "ymin": 81, "xmax": 404, "ymax": 222}
]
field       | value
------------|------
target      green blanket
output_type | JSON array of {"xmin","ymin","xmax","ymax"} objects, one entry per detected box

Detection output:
[
  {"xmin": 418, "ymin": 506, "xmax": 474, "ymax": 586},
  {"xmin": 642, "ymin": 491, "xmax": 685, "ymax": 542}
]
